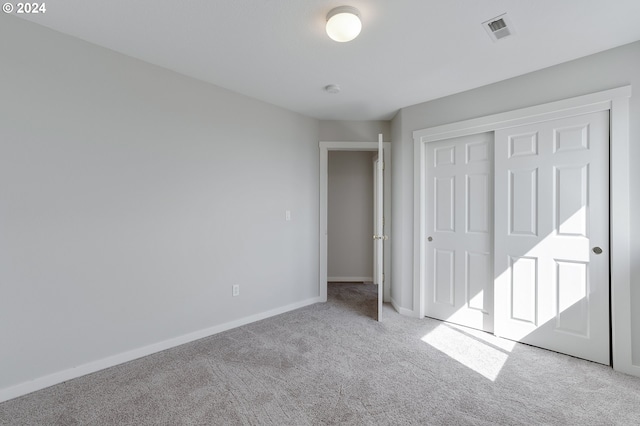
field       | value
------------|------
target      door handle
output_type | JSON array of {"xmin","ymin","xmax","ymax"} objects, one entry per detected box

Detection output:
[
  {"xmin": 592, "ymin": 247, "xmax": 603, "ymax": 255},
  {"xmin": 427, "ymin": 236, "xmax": 433, "ymax": 242},
  {"xmin": 373, "ymin": 235, "xmax": 388, "ymax": 240}
]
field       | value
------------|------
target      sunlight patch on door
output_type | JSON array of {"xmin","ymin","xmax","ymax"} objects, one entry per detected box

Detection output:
[{"xmin": 421, "ymin": 323, "xmax": 516, "ymax": 381}]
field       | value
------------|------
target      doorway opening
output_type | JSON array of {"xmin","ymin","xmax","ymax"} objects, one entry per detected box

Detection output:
[
  {"xmin": 319, "ymin": 141, "xmax": 391, "ymax": 320},
  {"xmin": 327, "ymin": 150, "xmax": 377, "ymax": 284}
]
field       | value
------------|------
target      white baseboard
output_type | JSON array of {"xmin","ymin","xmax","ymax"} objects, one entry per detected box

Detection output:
[
  {"xmin": 0, "ymin": 296, "xmax": 322, "ymax": 403},
  {"xmin": 613, "ymin": 358, "xmax": 640, "ymax": 377},
  {"xmin": 391, "ymin": 297, "xmax": 417, "ymax": 317},
  {"xmin": 327, "ymin": 276, "xmax": 373, "ymax": 282}
]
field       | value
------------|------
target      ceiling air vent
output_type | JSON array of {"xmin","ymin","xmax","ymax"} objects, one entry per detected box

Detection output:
[{"xmin": 483, "ymin": 13, "xmax": 514, "ymax": 42}]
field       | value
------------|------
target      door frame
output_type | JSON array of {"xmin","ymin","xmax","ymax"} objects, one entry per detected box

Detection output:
[
  {"xmin": 319, "ymin": 141, "xmax": 391, "ymax": 303},
  {"xmin": 413, "ymin": 86, "xmax": 635, "ymax": 376}
]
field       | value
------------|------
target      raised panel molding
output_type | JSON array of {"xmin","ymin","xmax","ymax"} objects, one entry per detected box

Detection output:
[
  {"xmin": 510, "ymin": 256, "xmax": 538, "ymax": 325},
  {"xmin": 466, "ymin": 141, "xmax": 489, "ymax": 163},
  {"xmin": 554, "ymin": 124, "xmax": 590, "ymax": 153},
  {"xmin": 434, "ymin": 145, "xmax": 455, "ymax": 167},
  {"xmin": 509, "ymin": 132, "xmax": 538, "ymax": 158},
  {"xmin": 435, "ymin": 176, "xmax": 455, "ymax": 232},
  {"xmin": 555, "ymin": 260, "xmax": 589, "ymax": 337},
  {"xmin": 555, "ymin": 165, "xmax": 589, "ymax": 237},
  {"xmin": 434, "ymin": 249, "xmax": 455, "ymax": 306},
  {"xmin": 467, "ymin": 174, "xmax": 490, "ymax": 233},
  {"xmin": 466, "ymin": 251, "xmax": 490, "ymax": 313},
  {"xmin": 509, "ymin": 168, "xmax": 538, "ymax": 236}
]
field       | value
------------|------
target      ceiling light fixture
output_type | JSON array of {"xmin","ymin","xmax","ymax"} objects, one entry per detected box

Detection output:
[{"xmin": 326, "ymin": 6, "xmax": 362, "ymax": 42}]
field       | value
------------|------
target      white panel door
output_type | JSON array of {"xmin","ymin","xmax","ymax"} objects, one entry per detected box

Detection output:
[
  {"xmin": 374, "ymin": 134, "xmax": 385, "ymax": 321},
  {"xmin": 425, "ymin": 132, "xmax": 493, "ymax": 332},
  {"xmin": 494, "ymin": 111, "xmax": 610, "ymax": 364}
]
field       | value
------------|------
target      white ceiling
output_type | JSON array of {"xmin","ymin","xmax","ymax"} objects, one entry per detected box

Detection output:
[{"xmin": 16, "ymin": 0, "xmax": 640, "ymax": 120}]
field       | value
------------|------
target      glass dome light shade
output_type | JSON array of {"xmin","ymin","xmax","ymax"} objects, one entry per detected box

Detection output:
[{"xmin": 326, "ymin": 6, "xmax": 362, "ymax": 42}]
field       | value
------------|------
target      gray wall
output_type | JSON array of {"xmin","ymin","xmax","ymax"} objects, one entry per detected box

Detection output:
[
  {"xmin": 328, "ymin": 151, "xmax": 376, "ymax": 280},
  {"xmin": 391, "ymin": 40, "xmax": 640, "ymax": 362},
  {"xmin": 319, "ymin": 120, "xmax": 390, "ymax": 142},
  {"xmin": 0, "ymin": 15, "xmax": 320, "ymax": 393}
]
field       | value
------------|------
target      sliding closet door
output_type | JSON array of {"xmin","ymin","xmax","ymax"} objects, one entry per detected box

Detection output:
[
  {"xmin": 493, "ymin": 111, "xmax": 610, "ymax": 364},
  {"xmin": 424, "ymin": 132, "xmax": 494, "ymax": 332}
]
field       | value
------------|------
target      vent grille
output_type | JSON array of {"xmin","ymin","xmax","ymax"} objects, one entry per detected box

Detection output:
[
  {"xmin": 488, "ymin": 18, "xmax": 506, "ymax": 32},
  {"xmin": 483, "ymin": 14, "xmax": 514, "ymax": 42}
]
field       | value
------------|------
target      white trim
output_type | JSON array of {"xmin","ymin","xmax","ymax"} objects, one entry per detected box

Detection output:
[
  {"xmin": 391, "ymin": 297, "xmax": 418, "ymax": 317},
  {"xmin": 373, "ymin": 154, "xmax": 379, "ymax": 286},
  {"xmin": 608, "ymin": 94, "xmax": 639, "ymax": 376},
  {"xmin": 319, "ymin": 141, "xmax": 385, "ymax": 151},
  {"xmin": 413, "ymin": 133, "xmax": 426, "ymax": 317},
  {"xmin": 319, "ymin": 141, "xmax": 392, "ymax": 304},
  {"xmin": 413, "ymin": 86, "xmax": 635, "ymax": 376},
  {"xmin": 414, "ymin": 86, "xmax": 631, "ymax": 143},
  {"xmin": 328, "ymin": 276, "xmax": 373, "ymax": 283},
  {"xmin": 0, "ymin": 296, "xmax": 322, "ymax": 403}
]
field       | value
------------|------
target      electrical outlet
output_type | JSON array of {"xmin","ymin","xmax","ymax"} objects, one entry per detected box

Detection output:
[{"xmin": 232, "ymin": 285, "xmax": 240, "ymax": 297}]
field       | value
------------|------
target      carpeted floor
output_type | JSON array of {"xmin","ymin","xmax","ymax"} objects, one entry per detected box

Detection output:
[{"xmin": 1, "ymin": 282, "xmax": 640, "ymax": 425}]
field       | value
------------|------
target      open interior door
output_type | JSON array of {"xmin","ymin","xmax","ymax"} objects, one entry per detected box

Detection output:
[{"xmin": 374, "ymin": 134, "xmax": 385, "ymax": 321}]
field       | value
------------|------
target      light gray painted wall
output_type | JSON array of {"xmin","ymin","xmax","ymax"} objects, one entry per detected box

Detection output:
[
  {"xmin": 390, "ymin": 109, "xmax": 412, "ymax": 309},
  {"xmin": 0, "ymin": 15, "xmax": 320, "ymax": 392},
  {"xmin": 391, "ymin": 40, "xmax": 640, "ymax": 362},
  {"xmin": 319, "ymin": 120, "xmax": 390, "ymax": 142},
  {"xmin": 328, "ymin": 152, "xmax": 376, "ymax": 280}
]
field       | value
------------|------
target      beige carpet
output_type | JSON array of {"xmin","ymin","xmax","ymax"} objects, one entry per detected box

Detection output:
[{"xmin": 1, "ymin": 282, "xmax": 639, "ymax": 425}]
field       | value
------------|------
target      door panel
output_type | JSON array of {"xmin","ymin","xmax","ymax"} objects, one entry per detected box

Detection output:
[
  {"xmin": 509, "ymin": 168, "xmax": 538, "ymax": 236},
  {"xmin": 467, "ymin": 174, "xmax": 490, "ymax": 232},
  {"xmin": 434, "ymin": 249, "xmax": 455, "ymax": 306},
  {"xmin": 494, "ymin": 111, "xmax": 610, "ymax": 364},
  {"xmin": 556, "ymin": 260, "xmax": 589, "ymax": 336},
  {"xmin": 467, "ymin": 251, "xmax": 490, "ymax": 313},
  {"xmin": 556, "ymin": 165, "xmax": 588, "ymax": 236},
  {"xmin": 510, "ymin": 256, "xmax": 537, "ymax": 324},
  {"xmin": 375, "ymin": 134, "xmax": 384, "ymax": 321},
  {"xmin": 425, "ymin": 132, "xmax": 494, "ymax": 332},
  {"xmin": 435, "ymin": 177, "xmax": 455, "ymax": 232}
]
